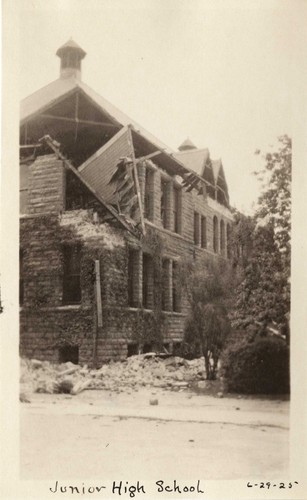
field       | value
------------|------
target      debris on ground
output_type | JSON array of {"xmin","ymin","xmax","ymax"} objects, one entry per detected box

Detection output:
[
  {"xmin": 20, "ymin": 355, "xmax": 210, "ymax": 397},
  {"xmin": 149, "ymin": 398, "xmax": 159, "ymax": 406}
]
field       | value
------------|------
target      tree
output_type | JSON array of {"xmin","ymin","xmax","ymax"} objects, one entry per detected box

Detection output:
[
  {"xmin": 230, "ymin": 136, "xmax": 291, "ymax": 343},
  {"xmin": 181, "ymin": 258, "xmax": 231, "ymax": 380},
  {"xmin": 254, "ymin": 135, "xmax": 291, "ymax": 263}
]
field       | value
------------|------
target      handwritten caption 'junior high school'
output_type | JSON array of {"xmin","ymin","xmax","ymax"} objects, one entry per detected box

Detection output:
[{"xmin": 49, "ymin": 480, "xmax": 205, "ymax": 497}]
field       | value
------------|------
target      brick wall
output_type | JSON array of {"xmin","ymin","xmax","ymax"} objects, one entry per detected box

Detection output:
[{"xmin": 28, "ymin": 154, "xmax": 65, "ymax": 214}]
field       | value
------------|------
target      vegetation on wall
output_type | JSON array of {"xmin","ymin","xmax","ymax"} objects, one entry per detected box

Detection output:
[{"xmin": 131, "ymin": 228, "xmax": 168, "ymax": 349}]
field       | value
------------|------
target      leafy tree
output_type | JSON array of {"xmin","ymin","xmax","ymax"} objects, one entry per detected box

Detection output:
[
  {"xmin": 254, "ymin": 135, "xmax": 291, "ymax": 263},
  {"xmin": 180, "ymin": 258, "xmax": 231, "ymax": 380},
  {"xmin": 230, "ymin": 136, "xmax": 291, "ymax": 343}
]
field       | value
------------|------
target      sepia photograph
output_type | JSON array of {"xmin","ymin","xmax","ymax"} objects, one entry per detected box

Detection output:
[{"xmin": 1, "ymin": 0, "xmax": 307, "ymax": 499}]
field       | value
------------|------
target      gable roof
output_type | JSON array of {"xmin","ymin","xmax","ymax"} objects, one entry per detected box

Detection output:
[
  {"xmin": 173, "ymin": 148, "xmax": 210, "ymax": 176},
  {"xmin": 20, "ymin": 74, "xmax": 229, "ymax": 204},
  {"xmin": 211, "ymin": 159, "xmax": 222, "ymax": 182},
  {"xmin": 20, "ymin": 76, "xmax": 173, "ymax": 156}
]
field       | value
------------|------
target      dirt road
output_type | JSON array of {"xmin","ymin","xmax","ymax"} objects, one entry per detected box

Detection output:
[{"xmin": 20, "ymin": 389, "xmax": 289, "ymax": 481}]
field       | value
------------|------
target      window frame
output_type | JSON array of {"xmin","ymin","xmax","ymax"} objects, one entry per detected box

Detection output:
[
  {"xmin": 173, "ymin": 185, "xmax": 182, "ymax": 234},
  {"xmin": 62, "ymin": 244, "xmax": 82, "ymax": 305},
  {"xmin": 194, "ymin": 212, "xmax": 200, "ymax": 245},
  {"xmin": 201, "ymin": 215, "xmax": 207, "ymax": 249}
]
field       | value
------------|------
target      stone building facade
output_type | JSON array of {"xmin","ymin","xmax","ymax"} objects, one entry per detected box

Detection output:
[{"xmin": 20, "ymin": 40, "xmax": 233, "ymax": 366}]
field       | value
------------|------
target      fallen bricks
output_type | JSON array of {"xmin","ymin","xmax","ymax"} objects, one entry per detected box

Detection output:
[{"xmin": 20, "ymin": 354, "xmax": 208, "ymax": 399}]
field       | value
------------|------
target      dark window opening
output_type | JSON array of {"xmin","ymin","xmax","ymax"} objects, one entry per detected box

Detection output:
[
  {"xmin": 144, "ymin": 168, "xmax": 154, "ymax": 220},
  {"xmin": 220, "ymin": 220, "xmax": 225, "ymax": 255},
  {"xmin": 62, "ymin": 245, "xmax": 81, "ymax": 305},
  {"xmin": 59, "ymin": 345, "xmax": 79, "ymax": 364},
  {"xmin": 173, "ymin": 186, "xmax": 182, "ymax": 234},
  {"xmin": 128, "ymin": 248, "xmax": 138, "ymax": 307},
  {"xmin": 173, "ymin": 342, "xmax": 182, "ymax": 356},
  {"xmin": 143, "ymin": 343, "xmax": 153, "ymax": 354},
  {"xmin": 172, "ymin": 261, "xmax": 181, "ymax": 313},
  {"xmin": 19, "ymin": 249, "xmax": 24, "ymax": 306},
  {"xmin": 61, "ymin": 52, "xmax": 81, "ymax": 71},
  {"xmin": 213, "ymin": 216, "xmax": 219, "ymax": 253},
  {"xmin": 127, "ymin": 343, "xmax": 138, "ymax": 357},
  {"xmin": 227, "ymin": 223, "xmax": 231, "ymax": 259},
  {"xmin": 201, "ymin": 216, "xmax": 207, "ymax": 249},
  {"xmin": 65, "ymin": 170, "xmax": 93, "ymax": 211},
  {"xmin": 194, "ymin": 212, "xmax": 200, "ymax": 245},
  {"xmin": 161, "ymin": 178, "xmax": 168, "ymax": 228},
  {"xmin": 162, "ymin": 259, "xmax": 170, "ymax": 311},
  {"xmin": 142, "ymin": 253, "xmax": 154, "ymax": 309}
]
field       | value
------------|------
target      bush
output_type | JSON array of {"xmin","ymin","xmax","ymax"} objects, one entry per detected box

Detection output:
[{"xmin": 221, "ymin": 335, "xmax": 290, "ymax": 394}]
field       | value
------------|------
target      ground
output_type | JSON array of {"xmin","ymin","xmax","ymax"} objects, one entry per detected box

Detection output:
[{"xmin": 20, "ymin": 387, "xmax": 289, "ymax": 481}]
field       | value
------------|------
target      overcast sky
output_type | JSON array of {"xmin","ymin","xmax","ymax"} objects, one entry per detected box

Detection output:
[{"xmin": 18, "ymin": 0, "xmax": 300, "ymax": 213}]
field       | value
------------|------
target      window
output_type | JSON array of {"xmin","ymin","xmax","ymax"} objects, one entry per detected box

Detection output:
[
  {"xmin": 62, "ymin": 245, "xmax": 81, "ymax": 304},
  {"xmin": 161, "ymin": 178, "xmax": 168, "ymax": 228},
  {"xmin": 142, "ymin": 253, "xmax": 154, "ymax": 309},
  {"xmin": 213, "ymin": 216, "xmax": 219, "ymax": 253},
  {"xmin": 128, "ymin": 249, "xmax": 137, "ymax": 307},
  {"xmin": 172, "ymin": 261, "xmax": 181, "ymax": 312},
  {"xmin": 220, "ymin": 220, "xmax": 226, "ymax": 255},
  {"xmin": 227, "ymin": 223, "xmax": 231, "ymax": 259},
  {"xmin": 194, "ymin": 212, "xmax": 200, "ymax": 245},
  {"xmin": 65, "ymin": 171, "xmax": 92, "ymax": 211},
  {"xmin": 173, "ymin": 186, "xmax": 182, "ymax": 234},
  {"xmin": 144, "ymin": 168, "xmax": 154, "ymax": 221},
  {"xmin": 59, "ymin": 345, "xmax": 79, "ymax": 364},
  {"xmin": 201, "ymin": 216, "xmax": 207, "ymax": 249},
  {"xmin": 19, "ymin": 249, "xmax": 24, "ymax": 306},
  {"xmin": 162, "ymin": 259, "xmax": 170, "ymax": 311}
]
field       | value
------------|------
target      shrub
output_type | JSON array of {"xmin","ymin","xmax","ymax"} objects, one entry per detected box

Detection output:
[{"xmin": 221, "ymin": 335, "xmax": 290, "ymax": 394}]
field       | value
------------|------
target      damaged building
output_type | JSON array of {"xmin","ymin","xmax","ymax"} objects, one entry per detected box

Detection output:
[{"xmin": 20, "ymin": 39, "xmax": 233, "ymax": 366}]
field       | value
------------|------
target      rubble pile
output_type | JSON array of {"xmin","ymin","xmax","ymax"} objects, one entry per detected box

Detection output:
[{"xmin": 20, "ymin": 354, "xmax": 207, "ymax": 397}]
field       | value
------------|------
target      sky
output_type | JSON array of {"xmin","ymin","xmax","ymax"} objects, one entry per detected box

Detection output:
[{"xmin": 17, "ymin": 0, "xmax": 300, "ymax": 213}]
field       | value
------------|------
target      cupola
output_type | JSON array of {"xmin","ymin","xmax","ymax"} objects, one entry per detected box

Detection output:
[
  {"xmin": 178, "ymin": 138, "xmax": 197, "ymax": 151},
  {"xmin": 56, "ymin": 38, "xmax": 86, "ymax": 80}
]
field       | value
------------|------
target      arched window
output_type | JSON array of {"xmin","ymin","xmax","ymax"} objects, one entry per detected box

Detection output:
[
  {"xmin": 213, "ymin": 216, "xmax": 219, "ymax": 253},
  {"xmin": 220, "ymin": 220, "xmax": 225, "ymax": 255}
]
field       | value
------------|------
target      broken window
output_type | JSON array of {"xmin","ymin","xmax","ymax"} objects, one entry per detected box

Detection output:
[
  {"xmin": 213, "ymin": 216, "xmax": 219, "ymax": 253},
  {"xmin": 62, "ymin": 245, "xmax": 82, "ymax": 305},
  {"xmin": 173, "ymin": 186, "xmax": 182, "ymax": 234},
  {"xmin": 201, "ymin": 216, "xmax": 207, "ymax": 249},
  {"xmin": 172, "ymin": 261, "xmax": 181, "ymax": 313},
  {"xmin": 144, "ymin": 168, "xmax": 154, "ymax": 221},
  {"xmin": 194, "ymin": 212, "xmax": 200, "ymax": 245},
  {"xmin": 19, "ymin": 249, "xmax": 24, "ymax": 306},
  {"xmin": 142, "ymin": 253, "xmax": 154, "ymax": 309}
]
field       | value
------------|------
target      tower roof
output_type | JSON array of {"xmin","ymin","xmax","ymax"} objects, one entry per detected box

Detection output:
[
  {"xmin": 178, "ymin": 138, "xmax": 197, "ymax": 151},
  {"xmin": 56, "ymin": 38, "xmax": 86, "ymax": 59}
]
